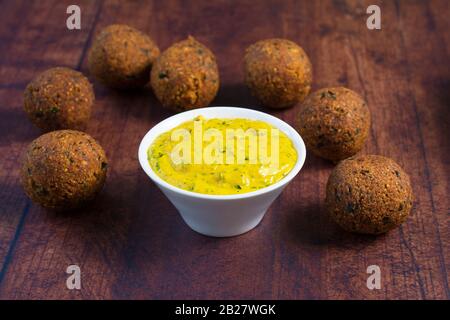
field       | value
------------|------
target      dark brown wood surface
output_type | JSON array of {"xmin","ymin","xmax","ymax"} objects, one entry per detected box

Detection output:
[{"xmin": 0, "ymin": 0, "xmax": 448, "ymax": 300}]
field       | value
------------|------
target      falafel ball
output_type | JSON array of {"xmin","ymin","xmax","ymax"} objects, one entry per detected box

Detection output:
[
  {"xmin": 296, "ymin": 87, "xmax": 370, "ymax": 161},
  {"xmin": 244, "ymin": 38, "xmax": 312, "ymax": 109},
  {"xmin": 23, "ymin": 67, "xmax": 94, "ymax": 132},
  {"xmin": 326, "ymin": 155, "xmax": 413, "ymax": 234},
  {"xmin": 21, "ymin": 130, "xmax": 108, "ymax": 210},
  {"xmin": 150, "ymin": 36, "xmax": 219, "ymax": 111},
  {"xmin": 88, "ymin": 24, "xmax": 160, "ymax": 88}
]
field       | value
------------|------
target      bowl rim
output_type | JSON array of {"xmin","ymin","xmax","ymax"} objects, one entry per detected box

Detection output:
[{"xmin": 138, "ymin": 106, "xmax": 307, "ymax": 200}]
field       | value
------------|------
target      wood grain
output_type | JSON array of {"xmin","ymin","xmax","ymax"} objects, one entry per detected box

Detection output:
[{"xmin": 0, "ymin": 0, "xmax": 448, "ymax": 299}]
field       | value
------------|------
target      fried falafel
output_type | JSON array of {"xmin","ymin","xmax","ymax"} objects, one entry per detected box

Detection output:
[
  {"xmin": 21, "ymin": 130, "xmax": 108, "ymax": 210},
  {"xmin": 244, "ymin": 38, "xmax": 312, "ymax": 108},
  {"xmin": 296, "ymin": 87, "xmax": 370, "ymax": 161},
  {"xmin": 88, "ymin": 24, "xmax": 160, "ymax": 88},
  {"xmin": 325, "ymin": 155, "xmax": 413, "ymax": 234},
  {"xmin": 150, "ymin": 36, "xmax": 219, "ymax": 111},
  {"xmin": 23, "ymin": 67, "xmax": 94, "ymax": 132}
]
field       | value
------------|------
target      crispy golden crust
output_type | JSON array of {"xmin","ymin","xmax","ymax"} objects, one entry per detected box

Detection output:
[
  {"xmin": 296, "ymin": 87, "xmax": 370, "ymax": 161},
  {"xmin": 244, "ymin": 38, "xmax": 312, "ymax": 109},
  {"xmin": 150, "ymin": 36, "xmax": 219, "ymax": 111},
  {"xmin": 325, "ymin": 155, "xmax": 413, "ymax": 234},
  {"xmin": 20, "ymin": 130, "xmax": 108, "ymax": 210},
  {"xmin": 88, "ymin": 24, "xmax": 160, "ymax": 88},
  {"xmin": 23, "ymin": 67, "xmax": 94, "ymax": 132}
]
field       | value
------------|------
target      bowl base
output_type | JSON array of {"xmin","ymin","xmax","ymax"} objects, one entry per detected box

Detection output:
[{"xmin": 180, "ymin": 211, "xmax": 266, "ymax": 237}]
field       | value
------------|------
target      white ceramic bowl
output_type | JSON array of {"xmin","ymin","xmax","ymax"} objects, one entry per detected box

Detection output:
[{"xmin": 138, "ymin": 107, "xmax": 307, "ymax": 237}]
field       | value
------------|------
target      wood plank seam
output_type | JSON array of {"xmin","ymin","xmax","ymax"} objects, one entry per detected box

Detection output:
[
  {"xmin": 399, "ymin": 227, "xmax": 426, "ymax": 298},
  {"xmin": 76, "ymin": 0, "xmax": 104, "ymax": 71},
  {"xmin": 0, "ymin": 200, "xmax": 31, "ymax": 286},
  {"xmin": 347, "ymin": 37, "xmax": 380, "ymax": 153},
  {"xmin": 394, "ymin": 0, "xmax": 450, "ymax": 299}
]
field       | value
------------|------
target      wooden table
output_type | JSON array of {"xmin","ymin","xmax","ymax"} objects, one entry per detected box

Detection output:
[{"xmin": 0, "ymin": 0, "xmax": 448, "ymax": 300}]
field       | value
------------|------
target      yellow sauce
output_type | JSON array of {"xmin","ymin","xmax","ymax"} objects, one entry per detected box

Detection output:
[{"xmin": 148, "ymin": 116, "xmax": 297, "ymax": 195}]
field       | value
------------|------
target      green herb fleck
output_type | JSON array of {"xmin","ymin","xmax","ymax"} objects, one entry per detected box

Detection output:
[
  {"xmin": 346, "ymin": 202, "xmax": 356, "ymax": 214},
  {"xmin": 159, "ymin": 71, "xmax": 168, "ymax": 79},
  {"xmin": 140, "ymin": 48, "xmax": 150, "ymax": 55},
  {"xmin": 35, "ymin": 111, "xmax": 44, "ymax": 118},
  {"xmin": 335, "ymin": 189, "xmax": 341, "ymax": 202},
  {"xmin": 321, "ymin": 90, "xmax": 337, "ymax": 100}
]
